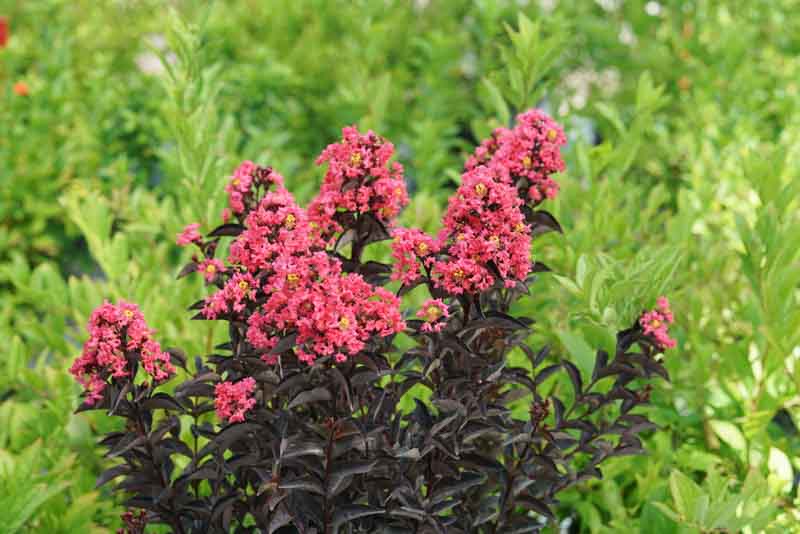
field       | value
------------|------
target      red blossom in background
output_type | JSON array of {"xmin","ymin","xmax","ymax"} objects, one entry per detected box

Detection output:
[
  {"xmin": 309, "ymin": 126, "xmax": 408, "ymax": 238},
  {"xmin": 639, "ymin": 296, "xmax": 677, "ymax": 350},
  {"xmin": 215, "ymin": 377, "xmax": 257, "ymax": 423},
  {"xmin": 13, "ymin": 81, "xmax": 29, "ymax": 97},
  {"xmin": 0, "ymin": 17, "xmax": 8, "ymax": 48},
  {"xmin": 69, "ymin": 300, "xmax": 174, "ymax": 405}
]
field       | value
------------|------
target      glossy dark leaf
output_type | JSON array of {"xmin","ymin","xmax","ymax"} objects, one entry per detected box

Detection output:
[
  {"xmin": 288, "ymin": 387, "xmax": 332, "ymax": 409},
  {"xmin": 269, "ymin": 332, "xmax": 297, "ymax": 355},
  {"xmin": 208, "ymin": 223, "xmax": 245, "ymax": 237},
  {"xmin": 332, "ymin": 505, "xmax": 384, "ymax": 530},
  {"xmin": 177, "ymin": 262, "xmax": 198, "ymax": 279}
]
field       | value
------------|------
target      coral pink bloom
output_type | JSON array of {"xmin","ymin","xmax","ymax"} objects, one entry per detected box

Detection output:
[
  {"xmin": 639, "ymin": 296, "xmax": 677, "ymax": 350},
  {"xmin": 417, "ymin": 299, "xmax": 449, "ymax": 333},
  {"xmin": 198, "ymin": 258, "xmax": 225, "ymax": 283},
  {"xmin": 215, "ymin": 377, "xmax": 257, "ymax": 423},
  {"xmin": 176, "ymin": 223, "xmax": 202, "ymax": 246},
  {"xmin": 70, "ymin": 300, "xmax": 174, "ymax": 405},
  {"xmin": 309, "ymin": 126, "xmax": 408, "ymax": 238}
]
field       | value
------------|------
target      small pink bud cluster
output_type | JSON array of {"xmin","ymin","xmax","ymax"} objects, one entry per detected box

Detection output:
[
  {"xmin": 309, "ymin": 126, "xmax": 409, "ymax": 238},
  {"xmin": 639, "ymin": 296, "xmax": 677, "ymax": 350},
  {"xmin": 214, "ymin": 377, "xmax": 257, "ymax": 423},
  {"xmin": 225, "ymin": 161, "xmax": 285, "ymax": 215},
  {"xmin": 466, "ymin": 109, "xmax": 566, "ymax": 203},
  {"xmin": 417, "ymin": 299, "xmax": 449, "ymax": 333},
  {"xmin": 69, "ymin": 301, "xmax": 175, "ymax": 405}
]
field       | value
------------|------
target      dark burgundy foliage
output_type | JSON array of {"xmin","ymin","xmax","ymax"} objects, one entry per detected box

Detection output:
[{"xmin": 79, "ymin": 122, "xmax": 670, "ymax": 533}]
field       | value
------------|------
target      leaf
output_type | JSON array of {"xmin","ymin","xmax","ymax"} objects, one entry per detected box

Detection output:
[
  {"xmin": 557, "ymin": 330, "xmax": 594, "ymax": 381},
  {"xmin": 526, "ymin": 210, "xmax": 563, "ymax": 236},
  {"xmin": 429, "ymin": 472, "xmax": 486, "ymax": 505},
  {"xmin": 332, "ymin": 505, "xmax": 384, "ymax": 530},
  {"xmin": 208, "ymin": 223, "xmax": 245, "ymax": 237},
  {"xmin": 280, "ymin": 476, "xmax": 325, "ymax": 496},
  {"xmin": 141, "ymin": 393, "xmax": 184, "ymax": 412},
  {"xmin": 709, "ymin": 420, "xmax": 747, "ymax": 455},
  {"xmin": 563, "ymin": 360, "xmax": 583, "ymax": 396},
  {"xmin": 327, "ymin": 460, "xmax": 378, "ymax": 496},
  {"xmin": 288, "ymin": 387, "xmax": 332, "ymax": 409},
  {"xmin": 668, "ymin": 469, "xmax": 703, "ymax": 519},
  {"xmin": 269, "ymin": 332, "xmax": 297, "ymax": 355},
  {"xmin": 177, "ymin": 262, "xmax": 198, "ymax": 278},
  {"xmin": 96, "ymin": 464, "xmax": 130, "ymax": 488}
]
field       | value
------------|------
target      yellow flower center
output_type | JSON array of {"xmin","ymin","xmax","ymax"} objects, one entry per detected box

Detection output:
[
  {"xmin": 456, "ymin": 233, "xmax": 466, "ymax": 241},
  {"xmin": 205, "ymin": 263, "xmax": 217, "ymax": 274},
  {"xmin": 232, "ymin": 178, "xmax": 240, "ymax": 187},
  {"xmin": 394, "ymin": 187, "xmax": 403, "ymax": 196},
  {"xmin": 284, "ymin": 213, "xmax": 296, "ymax": 229},
  {"xmin": 350, "ymin": 152, "xmax": 362, "ymax": 166},
  {"xmin": 489, "ymin": 235, "xmax": 500, "ymax": 245},
  {"xmin": 286, "ymin": 273, "xmax": 300, "ymax": 286},
  {"xmin": 416, "ymin": 242, "xmax": 428, "ymax": 255},
  {"xmin": 514, "ymin": 222, "xmax": 526, "ymax": 233},
  {"xmin": 238, "ymin": 280, "xmax": 249, "ymax": 291},
  {"xmin": 522, "ymin": 156, "xmax": 532, "ymax": 169},
  {"xmin": 453, "ymin": 268, "xmax": 465, "ymax": 280},
  {"xmin": 339, "ymin": 317, "xmax": 351, "ymax": 329},
  {"xmin": 123, "ymin": 310, "xmax": 134, "ymax": 319},
  {"xmin": 425, "ymin": 305, "xmax": 442, "ymax": 322},
  {"xmin": 474, "ymin": 183, "xmax": 488, "ymax": 197},
  {"xmin": 547, "ymin": 129, "xmax": 558, "ymax": 142},
  {"xmin": 651, "ymin": 319, "xmax": 661, "ymax": 328}
]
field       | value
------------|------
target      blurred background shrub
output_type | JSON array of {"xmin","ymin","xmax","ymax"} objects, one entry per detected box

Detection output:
[{"xmin": 1, "ymin": 0, "xmax": 799, "ymax": 531}]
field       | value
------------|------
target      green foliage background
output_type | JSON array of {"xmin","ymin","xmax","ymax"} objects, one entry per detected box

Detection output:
[{"xmin": 1, "ymin": 0, "xmax": 799, "ymax": 531}]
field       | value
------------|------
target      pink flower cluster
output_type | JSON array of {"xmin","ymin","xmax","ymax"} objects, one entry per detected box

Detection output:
[
  {"xmin": 225, "ymin": 161, "xmax": 285, "ymax": 215},
  {"xmin": 228, "ymin": 189, "xmax": 320, "ymax": 273},
  {"xmin": 69, "ymin": 300, "xmax": 175, "ymax": 405},
  {"xmin": 214, "ymin": 377, "xmax": 256, "ymax": 423},
  {"xmin": 201, "ymin": 272, "xmax": 258, "ymax": 319},
  {"xmin": 431, "ymin": 166, "xmax": 532, "ymax": 294},
  {"xmin": 309, "ymin": 126, "xmax": 408, "ymax": 237},
  {"xmin": 639, "ymin": 296, "xmax": 676, "ymax": 350},
  {"xmin": 199, "ymin": 172, "xmax": 406, "ymax": 365},
  {"xmin": 198, "ymin": 258, "xmax": 225, "ymax": 283},
  {"xmin": 417, "ymin": 299, "xmax": 449, "ymax": 333},
  {"xmin": 466, "ymin": 109, "xmax": 566, "ymax": 203},
  {"xmin": 390, "ymin": 228, "xmax": 440, "ymax": 286},
  {"xmin": 176, "ymin": 223, "xmax": 202, "ymax": 247},
  {"xmin": 246, "ymin": 250, "xmax": 405, "ymax": 365}
]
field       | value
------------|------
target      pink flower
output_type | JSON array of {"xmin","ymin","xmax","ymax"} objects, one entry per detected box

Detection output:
[
  {"xmin": 309, "ymin": 126, "xmax": 408, "ymax": 238},
  {"xmin": 417, "ymin": 299, "xmax": 449, "ymax": 333},
  {"xmin": 202, "ymin": 272, "xmax": 258, "ymax": 319},
  {"xmin": 69, "ymin": 300, "xmax": 175, "ymax": 405},
  {"xmin": 225, "ymin": 161, "xmax": 285, "ymax": 215},
  {"xmin": 390, "ymin": 228, "xmax": 440, "ymax": 285},
  {"xmin": 639, "ymin": 296, "xmax": 677, "ymax": 350},
  {"xmin": 198, "ymin": 258, "xmax": 225, "ymax": 283},
  {"xmin": 466, "ymin": 109, "xmax": 566, "ymax": 203},
  {"xmin": 215, "ymin": 377, "xmax": 257, "ymax": 423},
  {"xmin": 430, "ymin": 166, "xmax": 532, "ymax": 294},
  {"xmin": 177, "ymin": 223, "xmax": 202, "ymax": 246}
]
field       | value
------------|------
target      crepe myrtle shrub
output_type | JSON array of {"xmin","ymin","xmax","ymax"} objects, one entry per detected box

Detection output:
[{"xmin": 71, "ymin": 111, "xmax": 675, "ymax": 534}]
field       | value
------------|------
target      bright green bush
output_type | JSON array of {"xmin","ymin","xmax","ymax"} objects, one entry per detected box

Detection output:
[{"xmin": 2, "ymin": 0, "xmax": 799, "ymax": 531}]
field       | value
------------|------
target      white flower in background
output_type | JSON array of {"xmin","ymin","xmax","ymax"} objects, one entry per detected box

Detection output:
[
  {"xmin": 645, "ymin": 1, "xmax": 663, "ymax": 16},
  {"xmin": 619, "ymin": 22, "xmax": 637, "ymax": 46}
]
